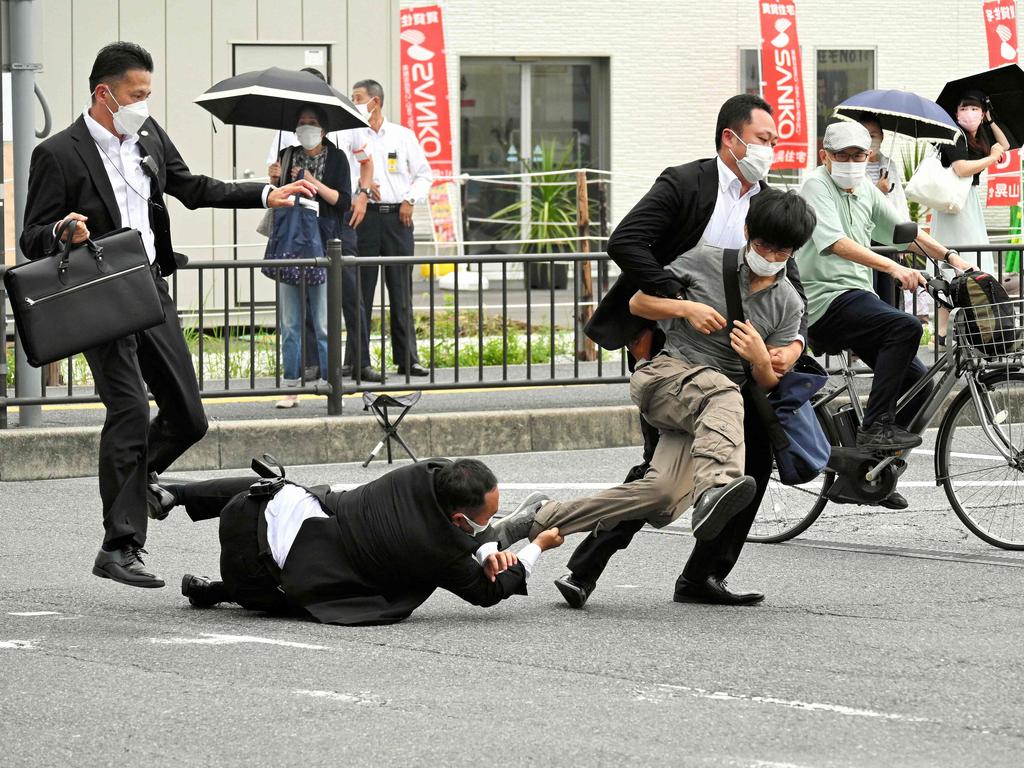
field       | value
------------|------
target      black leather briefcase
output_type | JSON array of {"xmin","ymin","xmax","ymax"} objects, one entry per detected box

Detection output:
[{"xmin": 3, "ymin": 221, "xmax": 165, "ymax": 367}]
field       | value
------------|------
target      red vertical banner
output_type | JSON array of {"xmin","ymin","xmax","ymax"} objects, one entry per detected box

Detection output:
[
  {"xmin": 983, "ymin": 0, "xmax": 1021, "ymax": 206},
  {"xmin": 758, "ymin": 0, "xmax": 809, "ymax": 170},
  {"xmin": 399, "ymin": 4, "xmax": 459, "ymax": 261}
]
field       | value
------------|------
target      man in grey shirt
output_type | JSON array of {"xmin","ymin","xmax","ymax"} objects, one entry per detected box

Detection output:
[{"xmin": 491, "ymin": 190, "xmax": 816, "ymax": 599}]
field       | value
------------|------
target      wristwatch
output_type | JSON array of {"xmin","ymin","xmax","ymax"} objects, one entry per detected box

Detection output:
[
  {"xmin": 943, "ymin": 249, "xmax": 960, "ymax": 263},
  {"xmin": 357, "ymin": 186, "xmax": 373, "ymax": 197},
  {"xmin": 403, "ymin": 197, "xmax": 416, "ymax": 206}
]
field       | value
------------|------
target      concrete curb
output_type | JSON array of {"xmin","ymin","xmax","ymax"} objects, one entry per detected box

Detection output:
[{"xmin": 0, "ymin": 406, "xmax": 644, "ymax": 482}]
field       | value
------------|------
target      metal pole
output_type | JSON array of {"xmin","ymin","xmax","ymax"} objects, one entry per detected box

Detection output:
[
  {"xmin": 326, "ymin": 239, "xmax": 343, "ymax": 415},
  {"xmin": 9, "ymin": 0, "xmax": 43, "ymax": 426}
]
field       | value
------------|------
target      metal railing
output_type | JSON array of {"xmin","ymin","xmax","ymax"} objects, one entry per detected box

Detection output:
[{"xmin": 2, "ymin": 241, "xmax": 1023, "ymax": 427}]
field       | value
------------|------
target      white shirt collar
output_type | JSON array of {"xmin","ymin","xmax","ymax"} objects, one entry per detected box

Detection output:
[
  {"xmin": 83, "ymin": 107, "xmax": 137, "ymax": 151},
  {"xmin": 716, "ymin": 156, "xmax": 758, "ymax": 200}
]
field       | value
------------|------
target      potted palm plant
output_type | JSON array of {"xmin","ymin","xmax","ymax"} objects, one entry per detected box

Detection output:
[{"xmin": 492, "ymin": 139, "xmax": 578, "ymax": 289}]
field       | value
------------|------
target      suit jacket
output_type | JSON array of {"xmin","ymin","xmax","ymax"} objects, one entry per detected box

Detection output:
[
  {"xmin": 585, "ymin": 158, "xmax": 808, "ymax": 350},
  {"xmin": 281, "ymin": 459, "xmax": 528, "ymax": 626},
  {"xmin": 20, "ymin": 114, "xmax": 267, "ymax": 276}
]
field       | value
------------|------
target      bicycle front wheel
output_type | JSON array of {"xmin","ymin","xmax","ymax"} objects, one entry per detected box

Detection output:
[
  {"xmin": 936, "ymin": 370, "xmax": 1024, "ymax": 550},
  {"xmin": 746, "ymin": 462, "xmax": 832, "ymax": 543}
]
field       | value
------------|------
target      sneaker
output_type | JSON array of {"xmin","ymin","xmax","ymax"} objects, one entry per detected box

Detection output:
[
  {"xmin": 490, "ymin": 491, "xmax": 551, "ymax": 548},
  {"xmin": 857, "ymin": 419, "xmax": 922, "ymax": 453},
  {"xmin": 691, "ymin": 476, "xmax": 757, "ymax": 541},
  {"xmin": 275, "ymin": 394, "xmax": 299, "ymax": 409}
]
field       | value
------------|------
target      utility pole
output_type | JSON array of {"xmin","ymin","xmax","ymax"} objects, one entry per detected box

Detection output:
[{"xmin": 7, "ymin": 0, "xmax": 42, "ymax": 425}]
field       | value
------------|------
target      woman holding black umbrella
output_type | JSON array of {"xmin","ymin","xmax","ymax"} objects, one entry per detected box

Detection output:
[
  {"xmin": 934, "ymin": 91, "xmax": 1009, "ymax": 270},
  {"xmin": 267, "ymin": 104, "xmax": 361, "ymax": 407}
]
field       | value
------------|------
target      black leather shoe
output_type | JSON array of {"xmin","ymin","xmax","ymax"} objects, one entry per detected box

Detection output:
[
  {"xmin": 691, "ymin": 476, "xmax": 756, "ymax": 541},
  {"xmin": 181, "ymin": 574, "xmax": 221, "ymax": 608},
  {"xmin": 93, "ymin": 546, "xmax": 165, "ymax": 588},
  {"xmin": 397, "ymin": 363, "xmax": 429, "ymax": 377},
  {"xmin": 358, "ymin": 366, "xmax": 383, "ymax": 383},
  {"xmin": 878, "ymin": 491, "xmax": 909, "ymax": 510},
  {"xmin": 146, "ymin": 474, "xmax": 176, "ymax": 521},
  {"xmin": 554, "ymin": 574, "xmax": 595, "ymax": 609},
  {"xmin": 673, "ymin": 575, "xmax": 764, "ymax": 606},
  {"xmin": 341, "ymin": 365, "xmax": 353, "ymax": 377}
]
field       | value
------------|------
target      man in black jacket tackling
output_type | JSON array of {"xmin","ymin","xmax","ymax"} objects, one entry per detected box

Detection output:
[
  {"xmin": 20, "ymin": 42, "xmax": 315, "ymax": 588},
  {"xmin": 556, "ymin": 95, "xmax": 810, "ymax": 608},
  {"xmin": 152, "ymin": 458, "xmax": 563, "ymax": 625}
]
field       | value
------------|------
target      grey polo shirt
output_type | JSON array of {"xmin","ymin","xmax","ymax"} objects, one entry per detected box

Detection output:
[{"xmin": 658, "ymin": 243, "xmax": 804, "ymax": 385}]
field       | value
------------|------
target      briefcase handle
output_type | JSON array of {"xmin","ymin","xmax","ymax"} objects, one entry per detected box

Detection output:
[{"xmin": 50, "ymin": 219, "xmax": 106, "ymax": 282}]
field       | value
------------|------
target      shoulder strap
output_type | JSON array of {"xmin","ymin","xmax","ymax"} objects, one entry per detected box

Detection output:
[{"xmin": 722, "ymin": 248, "xmax": 745, "ymax": 326}]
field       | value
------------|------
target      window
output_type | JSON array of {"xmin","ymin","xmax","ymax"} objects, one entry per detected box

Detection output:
[
  {"xmin": 815, "ymin": 49, "xmax": 876, "ymax": 152},
  {"xmin": 459, "ymin": 57, "xmax": 609, "ymax": 254}
]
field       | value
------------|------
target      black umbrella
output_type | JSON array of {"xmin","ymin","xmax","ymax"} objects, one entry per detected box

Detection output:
[
  {"xmin": 193, "ymin": 67, "xmax": 367, "ymax": 133},
  {"xmin": 937, "ymin": 63, "xmax": 1024, "ymax": 149}
]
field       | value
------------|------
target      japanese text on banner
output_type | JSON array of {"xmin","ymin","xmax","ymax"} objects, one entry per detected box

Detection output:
[
  {"xmin": 982, "ymin": 0, "xmax": 1021, "ymax": 206},
  {"xmin": 758, "ymin": 0, "xmax": 808, "ymax": 170}
]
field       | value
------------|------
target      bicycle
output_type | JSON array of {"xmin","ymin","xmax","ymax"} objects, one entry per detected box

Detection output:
[{"xmin": 747, "ymin": 287, "xmax": 1024, "ymax": 550}]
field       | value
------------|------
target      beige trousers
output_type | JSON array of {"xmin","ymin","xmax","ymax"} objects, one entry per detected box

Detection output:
[{"xmin": 533, "ymin": 356, "xmax": 746, "ymax": 537}]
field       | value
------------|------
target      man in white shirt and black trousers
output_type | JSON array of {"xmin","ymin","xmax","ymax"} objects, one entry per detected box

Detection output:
[
  {"xmin": 337, "ymin": 79, "xmax": 434, "ymax": 378},
  {"xmin": 19, "ymin": 42, "xmax": 315, "ymax": 589},
  {"xmin": 150, "ymin": 458, "xmax": 564, "ymax": 625}
]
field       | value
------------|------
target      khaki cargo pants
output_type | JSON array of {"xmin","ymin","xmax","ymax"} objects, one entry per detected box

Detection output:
[{"xmin": 533, "ymin": 355, "xmax": 746, "ymax": 537}]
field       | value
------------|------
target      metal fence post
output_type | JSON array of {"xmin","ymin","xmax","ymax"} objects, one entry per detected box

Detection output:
[{"xmin": 326, "ymin": 239, "xmax": 344, "ymax": 416}]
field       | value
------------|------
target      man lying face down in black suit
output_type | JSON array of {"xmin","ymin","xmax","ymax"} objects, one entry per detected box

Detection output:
[{"xmin": 153, "ymin": 458, "xmax": 563, "ymax": 626}]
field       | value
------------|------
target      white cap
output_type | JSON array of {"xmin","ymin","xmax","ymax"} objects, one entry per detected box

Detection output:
[{"xmin": 823, "ymin": 121, "xmax": 872, "ymax": 152}]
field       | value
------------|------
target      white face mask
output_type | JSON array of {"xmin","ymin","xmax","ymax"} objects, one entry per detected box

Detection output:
[
  {"xmin": 745, "ymin": 244, "xmax": 788, "ymax": 277},
  {"xmin": 829, "ymin": 160, "xmax": 867, "ymax": 190},
  {"xmin": 729, "ymin": 133, "xmax": 775, "ymax": 183},
  {"xmin": 102, "ymin": 90, "xmax": 149, "ymax": 137},
  {"xmin": 295, "ymin": 124, "xmax": 323, "ymax": 150},
  {"xmin": 457, "ymin": 513, "xmax": 491, "ymax": 537},
  {"xmin": 355, "ymin": 99, "xmax": 374, "ymax": 118}
]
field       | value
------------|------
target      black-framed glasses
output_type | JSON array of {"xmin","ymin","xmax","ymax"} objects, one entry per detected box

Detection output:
[{"xmin": 830, "ymin": 150, "xmax": 870, "ymax": 162}]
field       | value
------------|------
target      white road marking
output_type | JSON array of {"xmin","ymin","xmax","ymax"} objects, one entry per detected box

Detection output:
[
  {"xmin": 914, "ymin": 447, "xmax": 1004, "ymax": 460},
  {"xmin": 0, "ymin": 640, "xmax": 37, "ymax": 649},
  {"xmin": 151, "ymin": 633, "xmax": 326, "ymax": 650},
  {"xmin": 295, "ymin": 689, "xmax": 384, "ymax": 705},
  {"xmin": 613, "ymin": 584, "xmax": 641, "ymax": 589},
  {"xmin": 7, "ymin": 611, "xmax": 60, "ymax": 617},
  {"xmin": 644, "ymin": 683, "xmax": 929, "ymax": 723}
]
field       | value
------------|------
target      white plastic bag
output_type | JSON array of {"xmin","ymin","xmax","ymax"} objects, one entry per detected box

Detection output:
[{"xmin": 905, "ymin": 154, "xmax": 972, "ymax": 214}]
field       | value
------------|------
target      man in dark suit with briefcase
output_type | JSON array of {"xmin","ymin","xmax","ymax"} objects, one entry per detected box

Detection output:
[
  {"xmin": 152, "ymin": 458, "xmax": 563, "ymax": 625},
  {"xmin": 554, "ymin": 95, "xmax": 810, "ymax": 609},
  {"xmin": 20, "ymin": 42, "xmax": 315, "ymax": 588}
]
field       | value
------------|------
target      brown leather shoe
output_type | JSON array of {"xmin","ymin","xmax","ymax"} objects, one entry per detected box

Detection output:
[
  {"xmin": 673, "ymin": 575, "xmax": 763, "ymax": 606},
  {"xmin": 92, "ymin": 546, "xmax": 165, "ymax": 588}
]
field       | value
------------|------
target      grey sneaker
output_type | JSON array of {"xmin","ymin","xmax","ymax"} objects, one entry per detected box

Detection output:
[
  {"xmin": 490, "ymin": 491, "xmax": 551, "ymax": 548},
  {"xmin": 691, "ymin": 476, "xmax": 757, "ymax": 541}
]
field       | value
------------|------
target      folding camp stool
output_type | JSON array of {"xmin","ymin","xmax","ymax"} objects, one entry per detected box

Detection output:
[{"xmin": 361, "ymin": 391, "xmax": 422, "ymax": 467}]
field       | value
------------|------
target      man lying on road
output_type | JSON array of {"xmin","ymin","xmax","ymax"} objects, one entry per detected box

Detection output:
[{"xmin": 150, "ymin": 458, "xmax": 562, "ymax": 625}]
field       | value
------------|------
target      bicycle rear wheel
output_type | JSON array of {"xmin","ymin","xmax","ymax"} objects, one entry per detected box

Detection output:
[
  {"xmin": 936, "ymin": 370, "xmax": 1024, "ymax": 550},
  {"xmin": 746, "ymin": 463, "xmax": 832, "ymax": 543}
]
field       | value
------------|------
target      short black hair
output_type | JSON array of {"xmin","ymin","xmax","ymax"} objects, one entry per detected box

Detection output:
[
  {"xmin": 353, "ymin": 78, "xmax": 384, "ymax": 108},
  {"xmin": 435, "ymin": 459, "xmax": 497, "ymax": 514},
  {"xmin": 745, "ymin": 188, "xmax": 816, "ymax": 251},
  {"xmin": 715, "ymin": 94, "xmax": 773, "ymax": 150},
  {"xmin": 88, "ymin": 41, "xmax": 153, "ymax": 94},
  {"xmin": 301, "ymin": 67, "xmax": 326, "ymax": 82},
  {"xmin": 297, "ymin": 103, "xmax": 329, "ymax": 127},
  {"xmin": 856, "ymin": 112, "xmax": 882, "ymax": 130}
]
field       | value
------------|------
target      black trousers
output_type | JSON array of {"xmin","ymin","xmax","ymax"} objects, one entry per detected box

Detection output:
[
  {"xmin": 355, "ymin": 206, "xmax": 420, "ymax": 367},
  {"xmin": 809, "ymin": 289, "xmax": 931, "ymax": 428},
  {"xmin": 83, "ymin": 273, "xmax": 208, "ymax": 551},
  {"xmin": 179, "ymin": 476, "xmax": 291, "ymax": 613},
  {"xmin": 566, "ymin": 386, "xmax": 775, "ymax": 590}
]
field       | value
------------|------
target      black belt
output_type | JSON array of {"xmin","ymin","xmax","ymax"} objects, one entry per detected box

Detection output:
[{"xmin": 367, "ymin": 203, "xmax": 402, "ymax": 214}]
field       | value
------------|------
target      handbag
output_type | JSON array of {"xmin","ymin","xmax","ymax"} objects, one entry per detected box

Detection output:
[
  {"xmin": 905, "ymin": 152, "xmax": 972, "ymax": 214},
  {"xmin": 256, "ymin": 147, "xmax": 294, "ymax": 238},
  {"xmin": 3, "ymin": 220, "xmax": 165, "ymax": 367},
  {"xmin": 722, "ymin": 248, "xmax": 831, "ymax": 485},
  {"xmin": 261, "ymin": 196, "xmax": 325, "ymax": 286}
]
